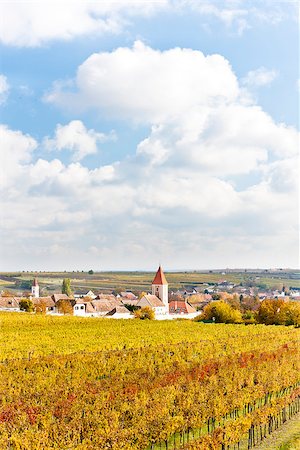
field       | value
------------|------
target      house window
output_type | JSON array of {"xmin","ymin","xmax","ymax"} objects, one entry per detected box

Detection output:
[{"xmin": 80, "ymin": 305, "xmax": 84, "ymax": 310}]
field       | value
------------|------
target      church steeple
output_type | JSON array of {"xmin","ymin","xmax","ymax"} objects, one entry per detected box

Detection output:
[
  {"xmin": 152, "ymin": 266, "xmax": 168, "ymax": 307},
  {"xmin": 31, "ymin": 277, "xmax": 39, "ymax": 298}
]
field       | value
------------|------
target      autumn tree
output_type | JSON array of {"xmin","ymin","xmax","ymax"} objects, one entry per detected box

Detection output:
[
  {"xmin": 257, "ymin": 299, "xmax": 300, "ymax": 326},
  {"xmin": 35, "ymin": 299, "xmax": 47, "ymax": 314},
  {"xmin": 134, "ymin": 306, "xmax": 155, "ymax": 320},
  {"xmin": 1, "ymin": 290, "xmax": 13, "ymax": 297},
  {"xmin": 202, "ymin": 300, "xmax": 243, "ymax": 324},
  {"xmin": 57, "ymin": 299, "xmax": 73, "ymax": 315}
]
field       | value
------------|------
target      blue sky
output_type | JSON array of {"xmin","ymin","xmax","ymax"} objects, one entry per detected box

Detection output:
[{"xmin": 0, "ymin": 0, "xmax": 299, "ymax": 271}]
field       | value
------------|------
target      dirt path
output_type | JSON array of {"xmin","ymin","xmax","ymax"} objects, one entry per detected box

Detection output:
[{"xmin": 254, "ymin": 413, "xmax": 300, "ymax": 450}]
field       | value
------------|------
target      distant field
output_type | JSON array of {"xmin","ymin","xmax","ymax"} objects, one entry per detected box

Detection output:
[{"xmin": 1, "ymin": 270, "xmax": 299, "ymax": 294}]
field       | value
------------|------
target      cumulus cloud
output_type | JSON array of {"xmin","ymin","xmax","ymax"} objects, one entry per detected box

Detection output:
[
  {"xmin": 0, "ymin": 124, "xmax": 37, "ymax": 189},
  {"xmin": 0, "ymin": 1, "xmax": 168, "ymax": 47},
  {"xmin": 242, "ymin": 67, "xmax": 278, "ymax": 87},
  {"xmin": 1, "ymin": 41, "xmax": 299, "ymax": 269},
  {"xmin": 46, "ymin": 41, "xmax": 239, "ymax": 123},
  {"xmin": 44, "ymin": 120, "xmax": 116, "ymax": 161},
  {"xmin": 0, "ymin": 75, "xmax": 9, "ymax": 104}
]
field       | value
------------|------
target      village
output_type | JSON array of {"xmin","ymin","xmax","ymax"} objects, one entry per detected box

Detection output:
[
  {"xmin": 0, "ymin": 266, "xmax": 299, "ymax": 320},
  {"xmin": 0, "ymin": 267, "xmax": 198, "ymax": 319}
]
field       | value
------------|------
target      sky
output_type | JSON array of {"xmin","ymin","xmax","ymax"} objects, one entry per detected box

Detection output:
[{"xmin": 0, "ymin": 0, "xmax": 299, "ymax": 271}]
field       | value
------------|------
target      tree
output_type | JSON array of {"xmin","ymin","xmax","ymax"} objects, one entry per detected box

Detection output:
[
  {"xmin": 201, "ymin": 301, "xmax": 243, "ymax": 324},
  {"xmin": 62, "ymin": 278, "xmax": 72, "ymax": 296},
  {"xmin": 225, "ymin": 296, "xmax": 241, "ymax": 311},
  {"xmin": 240, "ymin": 296, "xmax": 260, "ymax": 313},
  {"xmin": 19, "ymin": 298, "xmax": 34, "ymax": 312},
  {"xmin": 57, "ymin": 299, "xmax": 73, "ymax": 315},
  {"xmin": 256, "ymin": 298, "xmax": 284, "ymax": 325},
  {"xmin": 88, "ymin": 270, "xmax": 94, "ymax": 275},
  {"xmin": 35, "ymin": 299, "xmax": 47, "ymax": 314},
  {"xmin": 257, "ymin": 299, "xmax": 300, "ymax": 326},
  {"xmin": 134, "ymin": 306, "xmax": 155, "ymax": 320},
  {"xmin": 1, "ymin": 290, "xmax": 13, "ymax": 297}
]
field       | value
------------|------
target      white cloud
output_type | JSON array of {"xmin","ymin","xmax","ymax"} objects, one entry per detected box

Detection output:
[
  {"xmin": 242, "ymin": 67, "xmax": 278, "ymax": 87},
  {"xmin": 1, "ymin": 40, "xmax": 299, "ymax": 269},
  {"xmin": 178, "ymin": 0, "xmax": 249, "ymax": 34},
  {"xmin": 0, "ymin": 124, "xmax": 37, "ymax": 190},
  {"xmin": 0, "ymin": 1, "xmax": 168, "ymax": 47},
  {"xmin": 0, "ymin": 75, "xmax": 9, "ymax": 104},
  {"xmin": 0, "ymin": 0, "xmax": 296, "ymax": 48},
  {"xmin": 44, "ymin": 120, "xmax": 116, "ymax": 161},
  {"xmin": 46, "ymin": 41, "xmax": 239, "ymax": 123},
  {"xmin": 178, "ymin": 0, "xmax": 297, "ymax": 34}
]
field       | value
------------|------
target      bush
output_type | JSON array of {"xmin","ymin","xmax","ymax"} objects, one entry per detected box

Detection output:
[
  {"xmin": 134, "ymin": 306, "xmax": 155, "ymax": 320},
  {"xmin": 19, "ymin": 299, "xmax": 34, "ymax": 312}
]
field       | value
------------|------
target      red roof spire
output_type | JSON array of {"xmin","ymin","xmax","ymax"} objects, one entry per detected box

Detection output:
[{"xmin": 152, "ymin": 266, "xmax": 168, "ymax": 285}]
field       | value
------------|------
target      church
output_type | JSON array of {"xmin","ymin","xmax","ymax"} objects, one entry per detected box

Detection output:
[{"xmin": 136, "ymin": 266, "xmax": 169, "ymax": 315}]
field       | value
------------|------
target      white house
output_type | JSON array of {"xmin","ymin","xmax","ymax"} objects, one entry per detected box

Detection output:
[
  {"xmin": 137, "ymin": 294, "xmax": 167, "ymax": 315},
  {"xmin": 73, "ymin": 297, "xmax": 129, "ymax": 317},
  {"xmin": 74, "ymin": 290, "xmax": 96, "ymax": 299},
  {"xmin": 0, "ymin": 297, "xmax": 21, "ymax": 312}
]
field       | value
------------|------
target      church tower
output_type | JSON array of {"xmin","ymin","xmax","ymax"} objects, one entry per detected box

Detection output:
[
  {"xmin": 152, "ymin": 266, "xmax": 168, "ymax": 308},
  {"xmin": 31, "ymin": 277, "xmax": 39, "ymax": 298}
]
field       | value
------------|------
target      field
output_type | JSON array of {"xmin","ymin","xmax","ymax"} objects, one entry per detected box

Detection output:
[
  {"xmin": 0, "ymin": 313, "xmax": 299, "ymax": 449},
  {"xmin": 1, "ymin": 269, "xmax": 300, "ymax": 295}
]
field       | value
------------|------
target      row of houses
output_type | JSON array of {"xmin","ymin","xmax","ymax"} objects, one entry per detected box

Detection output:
[{"xmin": 0, "ymin": 267, "xmax": 198, "ymax": 319}]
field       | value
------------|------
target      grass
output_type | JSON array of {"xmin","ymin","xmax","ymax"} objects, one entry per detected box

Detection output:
[{"xmin": 255, "ymin": 413, "xmax": 300, "ymax": 450}]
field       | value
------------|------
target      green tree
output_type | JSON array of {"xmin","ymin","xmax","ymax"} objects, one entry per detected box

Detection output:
[
  {"xmin": 134, "ymin": 306, "xmax": 155, "ymax": 320},
  {"xmin": 62, "ymin": 278, "xmax": 72, "ymax": 296},
  {"xmin": 88, "ymin": 270, "xmax": 94, "ymax": 275},
  {"xmin": 19, "ymin": 298, "xmax": 34, "ymax": 312}
]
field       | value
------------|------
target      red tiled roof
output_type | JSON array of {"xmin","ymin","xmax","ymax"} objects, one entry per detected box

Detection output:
[
  {"xmin": 169, "ymin": 300, "xmax": 196, "ymax": 314},
  {"xmin": 152, "ymin": 266, "xmax": 168, "ymax": 285}
]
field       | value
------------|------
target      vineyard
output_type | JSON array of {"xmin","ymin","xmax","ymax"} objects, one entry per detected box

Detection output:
[{"xmin": 0, "ymin": 313, "xmax": 299, "ymax": 449}]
